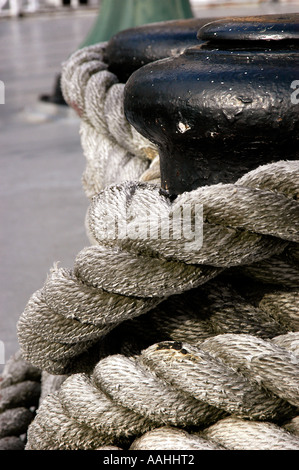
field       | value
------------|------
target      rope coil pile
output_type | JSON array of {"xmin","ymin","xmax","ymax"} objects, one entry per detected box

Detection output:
[
  {"xmin": 13, "ymin": 42, "xmax": 299, "ymax": 450},
  {"xmin": 26, "ymin": 333, "xmax": 299, "ymax": 450},
  {"xmin": 16, "ymin": 162, "xmax": 299, "ymax": 375},
  {"xmin": 0, "ymin": 352, "xmax": 41, "ymax": 450},
  {"xmin": 60, "ymin": 42, "xmax": 159, "ymax": 199}
]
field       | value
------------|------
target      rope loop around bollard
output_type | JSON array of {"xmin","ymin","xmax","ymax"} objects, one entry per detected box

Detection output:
[{"xmin": 14, "ymin": 42, "xmax": 299, "ymax": 450}]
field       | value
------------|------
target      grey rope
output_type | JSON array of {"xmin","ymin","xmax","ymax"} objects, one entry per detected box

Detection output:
[
  {"xmin": 25, "ymin": 333, "xmax": 299, "ymax": 450},
  {"xmin": 129, "ymin": 427, "xmax": 224, "ymax": 450},
  {"xmin": 14, "ymin": 44, "xmax": 299, "ymax": 450},
  {"xmin": 60, "ymin": 43, "xmax": 158, "ymax": 200},
  {"xmin": 0, "ymin": 352, "xmax": 41, "ymax": 450},
  {"xmin": 201, "ymin": 417, "xmax": 299, "ymax": 451},
  {"xmin": 130, "ymin": 421, "xmax": 299, "ymax": 451},
  {"xmin": 17, "ymin": 160, "xmax": 299, "ymax": 374}
]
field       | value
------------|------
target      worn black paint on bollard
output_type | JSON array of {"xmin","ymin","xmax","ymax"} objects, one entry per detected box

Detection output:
[
  {"xmin": 124, "ymin": 14, "xmax": 299, "ymax": 195},
  {"xmin": 104, "ymin": 18, "xmax": 216, "ymax": 83}
]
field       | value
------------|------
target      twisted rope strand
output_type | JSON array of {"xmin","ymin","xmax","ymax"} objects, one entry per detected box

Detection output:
[
  {"xmin": 19, "ymin": 43, "xmax": 299, "ymax": 450},
  {"xmin": 25, "ymin": 333, "xmax": 299, "ymax": 450},
  {"xmin": 93, "ymin": 354, "xmax": 226, "ymax": 427},
  {"xmin": 17, "ymin": 159, "xmax": 298, "ymax": 373},
  {"xmin": 141, "ymin": 279, "xmax": 295, "ymax": 345},
  {"xmin": 140, "ymin": 338, "xmax": 298, "ymax": 421},
  {"xmin": 61, "ymin": 43, "xmax": 158, "ymax": 199},
  {"xmin": 129, "ymin": 427, "xmax": 224, "ymax": 450},
  {"xmin": 200, "ymin": 334, "xmax": 299, "ymax": 408},
  {"xmin": 201, "ymin": 417, "xmax": 299, "ymax": 451}
]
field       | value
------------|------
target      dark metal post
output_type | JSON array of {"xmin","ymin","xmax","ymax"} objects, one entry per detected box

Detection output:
[{"xmin": 124, "ymin": 14, "xmax": 299, "ymax": 195}]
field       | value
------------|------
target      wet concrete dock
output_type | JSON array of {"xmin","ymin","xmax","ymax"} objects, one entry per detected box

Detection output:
[{"xmin": 0, "ymin": 10, "xmax": 94, "ymax": 370}]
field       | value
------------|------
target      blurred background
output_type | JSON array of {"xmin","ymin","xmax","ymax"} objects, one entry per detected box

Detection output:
[{"xmin": 1, "ymin": 0, "xmax": 299, "ymax": 372}]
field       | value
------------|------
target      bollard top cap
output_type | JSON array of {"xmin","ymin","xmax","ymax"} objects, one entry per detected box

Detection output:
[
  {"xmin": 197, "ymin": 13, "xmax": 299, "ymax": 42},
  {"xmin": 104, "ymin": 18, "xmax": 213, "ymax": 83}
]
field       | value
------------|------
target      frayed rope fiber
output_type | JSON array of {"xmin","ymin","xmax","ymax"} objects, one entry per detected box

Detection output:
[{"xmin": 14, "ymin": 43, "xmax": 299, "ymax": 450}]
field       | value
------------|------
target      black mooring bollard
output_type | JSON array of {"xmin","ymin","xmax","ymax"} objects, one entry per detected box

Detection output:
[
  {"xmin": 103, "ymin": 18, "xmax": 216, "ymax": 83},
  {"xmin": 124, "ymin": 14, "xmax": 299, "ymax": 195}
]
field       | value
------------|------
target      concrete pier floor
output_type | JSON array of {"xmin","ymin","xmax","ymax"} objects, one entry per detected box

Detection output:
[{"xmin": 1, "ymin": 1, "xmax": 298, "ymax": 372}]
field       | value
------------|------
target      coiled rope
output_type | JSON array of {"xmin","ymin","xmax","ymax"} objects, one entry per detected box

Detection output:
[
  {"xmin": 17, "ymin": 160, "xmax": 299, "ymax": 374},
  {"xmin": 25, "ymin": 333, "xmax": 299, "ymax": 450},
  {"xmin": 60, "ymin": 42, "xmax": 159, "ymax": 199},
  {"xmin": 15, "ymin": 43, "xmax": 299, "ymax": 450}
]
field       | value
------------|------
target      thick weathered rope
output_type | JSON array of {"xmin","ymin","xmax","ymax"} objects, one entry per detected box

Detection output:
[
  {"xmin": 129, "ymin": 421, "xmax": 299, "ymax": 450},
  {"xmin": 17, "ymin": 159, "xmax": 299, "ymax": 374},
  {"xmin": 60, "ymin": 43, "xmax": 159, "ymax": 199},
  {"xmin": 14, "ymin": 43, "xmax": 299, "ymax": 450},
  {"xmin": 0, "ymin": 352, "xmax": 41, "ymax": 450},
  {"xmin": 25, "ymin": 332, "xmax": 299, "ymax": 450}
]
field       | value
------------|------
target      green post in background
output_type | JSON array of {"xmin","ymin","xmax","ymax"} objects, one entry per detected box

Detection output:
[
  {"xmin": 80, "ymin": 0, "xmax": 194, "ymax": 47},
  {"xmin": 40, "ymin": 0, "xmax": 194, "ymax": 104}
]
